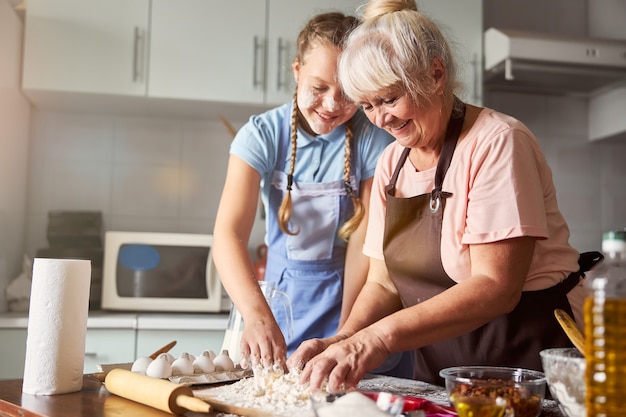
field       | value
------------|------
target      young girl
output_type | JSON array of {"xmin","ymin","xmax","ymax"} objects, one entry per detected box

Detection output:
[{"xmin": 213, "ymin": 12, "xmax": 394, "ymax": 370}]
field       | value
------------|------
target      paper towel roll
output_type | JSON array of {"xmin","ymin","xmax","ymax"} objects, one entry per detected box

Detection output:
[{"xmin": 22, "ymin": 258, "xmax": 91, "ymax": 395}]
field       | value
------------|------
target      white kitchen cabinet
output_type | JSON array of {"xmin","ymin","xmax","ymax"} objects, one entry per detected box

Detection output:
[
  {"xmin": 417, "ymin": 0, "xmax": 483, "ymax": 105},
  {"xmin": 135, "ymin": 313, "xmax": 228, "ymax": 359},
  {"xmin": 22, "ymin": 0, "xmax": 482, "ymax": 108},
  {"xmin": 149, "ymin": 0, "xmax": 364, "ymax": 106},
  {"xmin": 0, "ymin": 328, "xmax": 136, "ymax": 378},
  {"xmin": 263, "ymin": 0, "xmax": 364, "ymax": 105},
  {"xmin": 22, "ymin": 0, "xmax": 364, "ymax": 106},
  {"xmin": 0, "ymin": 329, "xmax": 27, "ymax": 379},
  {"xmin": 23, "ymin": 0, "xmax": 150, "ymax": 96},
  {"xmin": 83, "ymin": 329, "xmax": 136, "ymax": 374},
  {"xmin": 136, "ymin": 329, "xmax": 225, "ymax": 359},
  {"xmin": 148, "ymin": 0, "xmax": 266, "ymax": 104}
]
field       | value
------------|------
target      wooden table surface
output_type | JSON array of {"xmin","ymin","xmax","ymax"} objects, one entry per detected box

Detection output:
[
  {"xmin": 0, "ymin": 374, "xmax": 215, "ymax": 417},
  {"xmin": 0, "ymin": 373, "xmax": 566, "ymax": 417}
]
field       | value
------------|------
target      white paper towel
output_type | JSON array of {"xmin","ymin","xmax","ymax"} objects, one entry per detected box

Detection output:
[{"xmin": 22, "ymin": 258, "xmax": 91, "ymax": 395}]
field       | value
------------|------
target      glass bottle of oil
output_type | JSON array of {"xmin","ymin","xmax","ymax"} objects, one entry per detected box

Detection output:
[{"xmin": 584, "ymin": 230, "xmax": 626, "ymax": 417}]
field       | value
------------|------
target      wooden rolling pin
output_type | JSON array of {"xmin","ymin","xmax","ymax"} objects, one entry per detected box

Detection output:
[{"xmin": 104, "ymin": 368, "xmax": 211, "ymax": 415}]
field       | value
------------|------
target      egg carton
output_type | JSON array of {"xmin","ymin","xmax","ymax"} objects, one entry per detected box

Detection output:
[{"xmin": 97, "ymin": 362, "xmax": 253, "ymax": 386}]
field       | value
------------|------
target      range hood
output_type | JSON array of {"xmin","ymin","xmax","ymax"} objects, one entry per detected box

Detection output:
[{"xmin": 484, "ymin": 28, "xmax": 626, "ymax": 95}]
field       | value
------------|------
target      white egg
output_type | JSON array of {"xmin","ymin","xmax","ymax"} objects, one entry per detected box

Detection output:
[
  {"xmin": 171, "ymin": 352, "xmax": 194, "ymax": 376},
  {"xmin": 161, "ymin": 352, "xmax": 176, "ymax": 364},
  {"xmin": 205, "ymin": 349, "xmax": 217, "ymax": 361},
  {"xmin": 146, "ymin": 353, "xmax": 173, "ymax": 378},
  {"xmin": 213, "ymin": 349, "xmax": 235, "ymax": 371},
  {"xmin": 193, "ymin": 351, "xmax": 216, "ymax": 374},
  {"xmin": 130, "ymin": 356, "xmax": 153, "ymax": 374}
]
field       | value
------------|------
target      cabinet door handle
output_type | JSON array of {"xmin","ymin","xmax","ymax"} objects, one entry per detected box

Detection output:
[
  {"xmin": 253, "ymin": 36, "xmax": 265, "ymax": 89},
  {"xmin": 85, "ymin": 352, "xmax": 98, "ymax": 358},
  {"xmin": 471, "ymin": 52, "xmax": 481, "ymax": 103},
  {"xmin": 276, "ymin": 37, "xmax": 289, "ymax": 91},
  {"xmin": 133, "ymin": 26, "xmax": 146, "ymax": 83}
]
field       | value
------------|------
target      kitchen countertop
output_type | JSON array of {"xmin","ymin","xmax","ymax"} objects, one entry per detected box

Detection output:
[
  {"xmin": 0, "ymin": 373, "xmax": 566, "ymax": 417},
  {"xmin": 0, "ymin": 311, "xmax": 230, "ymax": 330}
]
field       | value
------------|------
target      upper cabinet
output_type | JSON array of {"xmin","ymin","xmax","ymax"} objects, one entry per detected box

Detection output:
[
  {"xmin": 148, "ymin": 0, "xmax": 266, "ymax": 104},
  {"xmin": 150, "ymin": 0, "xmax": 364, "ymax": 106},
  {"xmin": 23, "ymin": 0, "xmax": 151, "ymax": 96},
  {"xmin": 417, "ymin": 0, "xmax": 483, "ymax": 105},
  {"xmin": 23, "ymin": 0, "xmax": 364, "ymax": 107},
  {"xmin": 263, "ymin": 0, "xmax": 363, "ymax": 105},
  {"xmin": 22, "ymin": 0, "xmax": 483, "ymax": 110}
]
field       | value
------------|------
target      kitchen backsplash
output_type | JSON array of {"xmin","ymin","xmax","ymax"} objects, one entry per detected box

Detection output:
[
  {"xmin": 24, "ymin": 110, "xmax": 266, "ymax": 258},
  {"xmin": 24, "ymin": 102, "xmax": 626, "ymax": 263},
  {"xmin": 483, "ymin": 92, "xmax": 626, "ymax": 252}
]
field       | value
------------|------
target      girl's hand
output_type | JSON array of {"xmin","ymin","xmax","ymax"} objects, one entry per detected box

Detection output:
[{"xmin": 239, "ymin": 318, "xmax": 287, "ymax": 370}]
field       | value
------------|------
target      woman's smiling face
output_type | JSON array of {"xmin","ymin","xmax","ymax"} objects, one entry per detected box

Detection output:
[
  {"xmin": 359, "ymin": 88, "xmax": 444, "ymax": 150},
  {"xmin": 293, "ymin": 42, "xmax": 358, "ymax": 135}
]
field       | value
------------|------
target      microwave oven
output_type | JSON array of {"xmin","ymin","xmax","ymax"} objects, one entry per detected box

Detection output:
[{"xmin": 101, "ymin": 231, "xmax": 228, "ymax": 312}]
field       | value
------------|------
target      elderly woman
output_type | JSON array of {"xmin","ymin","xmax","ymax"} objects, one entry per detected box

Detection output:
[{"xmin": 287, "ymin": 0, "xmax": 595, "ymax": 390}]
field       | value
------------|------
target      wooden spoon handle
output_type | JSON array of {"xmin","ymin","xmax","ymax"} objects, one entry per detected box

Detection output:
[
  {"xmin": 554, "ymin": 309, "xmax": 585, "ymax": 355},
  {"xmin": 149, "ymin": 340, "xmax": 177, "ymax": 360}
]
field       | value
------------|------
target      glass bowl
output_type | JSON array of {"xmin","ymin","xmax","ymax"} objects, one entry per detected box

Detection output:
[
  {"xmin": 539, "ymin": 348, "xmax": 585, "ymax": 417},
  {"xmin": 439, "ymin": 366, "xmax": 546, "ymax": 417}
]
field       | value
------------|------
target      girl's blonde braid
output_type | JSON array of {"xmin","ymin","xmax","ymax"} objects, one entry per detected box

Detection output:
[
  {"xmin": 278, "ymin": 93, "xmax": 361, "ymax": 240},
  {"xmin": 277, "ymin": 92, "xmax": 300, "ymax": 235},
  {"xmin": 337, "ymin": 119, "xmax": 364, "ymax": 241}
]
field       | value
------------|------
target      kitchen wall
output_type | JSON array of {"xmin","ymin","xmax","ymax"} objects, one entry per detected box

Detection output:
[
  {"xmin": 24, "ymin": 111, "xmax": 266, "ymax": 258},
  {"xmin": 10, "ymin": 0, "xmax": 626, "ymax": 287},
  {"xmin": 0, "ymin": 0, "xmax": 31, "ymax": 311},
  {"xmin": 483, "ymin": 0, "xmax": 626, "ymax": 252}
]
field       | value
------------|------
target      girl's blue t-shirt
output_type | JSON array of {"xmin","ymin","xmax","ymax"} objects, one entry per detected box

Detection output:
[{"xmin": 230, "ymin": 103, "xmax": 394, "ymax": 212}]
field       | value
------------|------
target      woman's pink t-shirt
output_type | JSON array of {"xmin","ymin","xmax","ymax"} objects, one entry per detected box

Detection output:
[{"xmin": 363, "ymin": 107, "xmax": 585, "ymax": 323}]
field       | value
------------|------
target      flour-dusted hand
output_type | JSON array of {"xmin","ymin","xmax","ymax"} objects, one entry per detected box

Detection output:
[
  {"xmin": 286, "ymin": 335, "xmax": 342, "ymax": 373},
  {"xmin": 298, "ymin": 330, "xmax": 390, "ymax": 393},
  {"xmin": 239, "ymin": 317, "xmax": 288, "ymax": 370}
]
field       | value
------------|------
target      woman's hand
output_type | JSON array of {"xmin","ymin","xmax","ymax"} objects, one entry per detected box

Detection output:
[
  {"xmin": 286, "ymin": 334, "xmax": 347, "ymax": 372},
  {"xmin": 297, "ymin": 329, "xmax": 390, "ymax": 392}
]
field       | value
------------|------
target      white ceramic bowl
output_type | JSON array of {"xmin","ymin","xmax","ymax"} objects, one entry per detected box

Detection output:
[
  {"xmin": 310, "ymin": 392, "xmax": 404, "ymax": 417},
  {"xmin": 540, "ymin": 348, "xmax": 586, "ymax": 417}
]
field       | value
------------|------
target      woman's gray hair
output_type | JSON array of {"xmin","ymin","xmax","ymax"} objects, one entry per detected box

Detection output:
[{"xmin": 339, "ymin": 0, "xmax": 459, "ymax": 108}]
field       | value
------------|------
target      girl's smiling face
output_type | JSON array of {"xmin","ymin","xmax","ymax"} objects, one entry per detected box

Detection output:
[{"xmin": 293, "ymin": 42, "xmax": 358, "ymax": 135}]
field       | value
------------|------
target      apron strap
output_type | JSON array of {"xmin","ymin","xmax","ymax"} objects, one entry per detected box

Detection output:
[
  {"xmin": 431, "ymin": 98, "xmax": 466, "ymax": 201},
  {"xmin": 385, "ymin": 97, "xmax": 466, "ymax": 198},
  {"xmin": 385, "ymin": 147, "xmax": 411, "ymax": 196}
]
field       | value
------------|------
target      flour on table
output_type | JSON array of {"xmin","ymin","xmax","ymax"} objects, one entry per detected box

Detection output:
[{"xmin": 195, "ymin": 366, "xmax": 315, "ymax": 417}]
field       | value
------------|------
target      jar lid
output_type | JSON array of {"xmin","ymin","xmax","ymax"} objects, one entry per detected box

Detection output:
[
  {"xmin": 602, "ymin": 230, "xmax": 626, "ymax": 255},
  {"xmin": 603, "ymin": 230, "xmax": 626, "ymax": 241}
]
